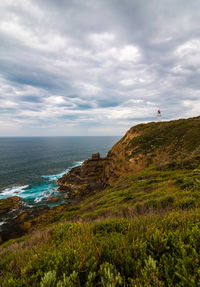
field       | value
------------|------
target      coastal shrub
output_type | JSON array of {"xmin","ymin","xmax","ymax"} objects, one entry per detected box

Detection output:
[
  {"xmin": 40, "ymin": 270, "xmax": 56, "ymax": 287},
  {"xmin": 57, "ymin": 271, "xmax": 79, "ymax": 287},
  {"xmin": 93, "ymin": 219, "xmax": 129, "ymax": 235},
  {"xmin": 139, "ymin": 256, "xmax": 163, "ymax": 287},
  {"xmin": 2, "ymin": 211, "xmax": 200, "ymax": 286},
  {"xmin": 176, "ymin": 175, "xmax": 200, "ymax": 191},
  {"xmin": 178, "ymin": 197, "xmax": 196, "ymax": 209},
  {"xmin": 40, "ymin": 270, "xmax": 80, "ymax": 287},
  {"xmin": 160, "ymin": 195, "xmax": 175, "ymax": 208},
  {"xmin": 99, "ymin": 262, "xmax": 123, "ymax": 287},
  {"xmin": 144, "ymin": 198, "xmax": 159, "ymax": 209},
  {"xmin": 85, "ymin": 272, "xmax": 96, "ymax": 287},
  {"xmin": 3, "ymin": 161, "xmax": 200, "ymax": 286}
]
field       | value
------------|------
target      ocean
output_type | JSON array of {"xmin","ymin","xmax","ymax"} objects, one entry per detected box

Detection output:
[{"xmin": 0, "ymin": 136, "xmax": 119, "ymax": 207}]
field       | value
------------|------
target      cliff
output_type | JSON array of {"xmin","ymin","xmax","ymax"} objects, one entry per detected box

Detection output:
[
  {"xmin": 2, "ymin": 116, "xmax": 200, "ymax": 242},
  {"xmin": 57, "ymin": 153, "xmax": 109, "ymax": 197},
  {"xmin": 1, "ymin": 116, "xmax": 200, "ymax": 286},
  {"xmin": 58, "ymin": 116, "xmax": 200, "ymax": 193},
  {"xmin": 105, "ymin": 116, "xmax": 200, "ymax": 180}
]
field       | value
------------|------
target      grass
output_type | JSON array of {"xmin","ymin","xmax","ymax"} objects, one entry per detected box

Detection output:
[
  {"xmin": 1, "ymin": 209, "xmax": 200, "ymax": 286},
  {"xmin": 1, "ymin": 159, "xmax": 200, "ymax": 286},
  {"xmin": 54, "ymin": 160, "xmax": 200, "ymax": 221},
  {"xmin": 1, "ymin": 117, "xmax": 200, "ymax": 285}
]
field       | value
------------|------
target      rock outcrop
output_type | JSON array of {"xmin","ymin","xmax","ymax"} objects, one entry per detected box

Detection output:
[
  {"xmin": 58, "ymin": 154, "xmax": 110, "ymax": 196},
  {"xmin": 58, "ymin": 116, "xmax": 200, "ymax": 190},
  {"xmin": 45, "ymin": 196, "xmax": 59, "ymax": 203},
  {"xmin": 104, "ymin": 116, "xmax": 200, "ymax": 183},
  {"xmin": 2, "ymin": 116, "xmax": 200, "ymax": 244},
  {"xmin": 0, "ymin": 196, "xmax": 22, "ymax": 214}
]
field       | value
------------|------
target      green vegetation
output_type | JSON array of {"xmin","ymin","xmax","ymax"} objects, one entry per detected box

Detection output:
[
  {"xmin": 0, "ymin": 196, "xmax": 21, "ymax": 214},
  {"xmin": 128, "ymin": 117, "xmax": 200, "ymax": 155},
  {"xmin": 1, "ymin": 159, "xmax": 200, "ymax": 286},
  {"xmin": 1, "ymin": 116, "xmax": 200, "ymax": 286},
  {"xmin": 57, "ymin": 158, "xmax": 200, "ymax": 220},
  {"xmin": 1, "ymin": 210, "xmax": 200, "ymax": 286}
]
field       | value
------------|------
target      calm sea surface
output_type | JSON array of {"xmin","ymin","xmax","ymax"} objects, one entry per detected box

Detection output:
[{"xmin": 0, "ymin": 136, "xmax": 119, "ymax": 206}]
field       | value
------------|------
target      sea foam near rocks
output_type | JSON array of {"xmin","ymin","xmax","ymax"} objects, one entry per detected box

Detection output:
[{"xmin": 0, "ymin": 185, "xmax": 29, "ymax": 199}]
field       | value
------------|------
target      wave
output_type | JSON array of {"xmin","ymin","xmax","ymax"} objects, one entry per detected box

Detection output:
[
  {"xmin": 34, "ymin": 197, "xmax": 43, "ymax": 203},
  {"xmin": 72, "ymin": 160, "xmax": 84, "ymax": 167},
  {"xmin": 42, "ymin": 169, "xmax": 69, "ymax": 181},
  {"xmin": 0, "ymin": 185, "xmax": 29, "ymax": 199},
  {"xmin": 42, "ymin": 160, "xmax": 84, "ymax": 182},
  {"xmin": 0, "ymin": 160, "xmax": 84, "ymax": 202}
]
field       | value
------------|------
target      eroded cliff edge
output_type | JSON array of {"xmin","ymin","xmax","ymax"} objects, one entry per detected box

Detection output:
[
  {"xmin": 1, "ymin": 116, "xmax": 200, "ymax": 243},
  {"xmin": 58, "ymin": 116, "xmax": 200, "ymax": 196},
  {"xmin": 57, "ymin": 153, "xmax": 110, "ymax": 197}
]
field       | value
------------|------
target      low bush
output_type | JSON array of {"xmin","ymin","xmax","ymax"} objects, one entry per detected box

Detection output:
[
  {"xmin": 1, "ymin": 210, "xmax": 200, "ymax": 286},
  {"xmin": 178, "ymin": 197, "xmax": 196, "ymax": 209}
]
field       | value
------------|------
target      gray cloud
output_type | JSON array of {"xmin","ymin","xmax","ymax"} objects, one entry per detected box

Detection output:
[{"xmin": 0, "ymin": 0, "xmax": 200, "ymax": 136}]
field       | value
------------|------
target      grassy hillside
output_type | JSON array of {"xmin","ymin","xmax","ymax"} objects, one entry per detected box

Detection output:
[
  {"xmin": 105, "ymin": 116, "xmax": 200, "ymax": 182},
  {"xmin": 1, "ymin": 116, "xmax": 200, "ymax": 286}
]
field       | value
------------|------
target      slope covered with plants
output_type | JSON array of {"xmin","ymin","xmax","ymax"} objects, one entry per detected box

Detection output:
[{"xmin": 1, "ymin": 116, "xmax": 200, "ymax": 286}]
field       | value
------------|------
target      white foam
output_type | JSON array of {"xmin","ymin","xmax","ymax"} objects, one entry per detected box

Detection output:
[
  {"xmin": 72, "ymin": 161, "xmax": 84, "ymax": 167},
  {"xmin": 24, "ymin": 204, "xmax": 33, "ymax": 208},
  {"xmin": 0, "ymin": 185, "xmax": 29, "ymax": 199},
  {"xmin": 0, "ymin": 221, "xmax": 6, "ymax": 226},
  {"xmin": 34, "ymin": 197, "xmax": 42, "ymax": 203},
  {"xmin": 42, "ymin": 169, "xmax": 69, "ymax": 181},
  {"xmin": 0, "ymin": 161, "xmax": 85, "ymax": 202},
  {"xmin": 42, "ymin": 160, "xmax": 84, "ymax": 182}
]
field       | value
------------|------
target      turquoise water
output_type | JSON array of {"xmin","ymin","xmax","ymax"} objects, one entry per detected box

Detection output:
[
  {"xmin": 0, "ymin": 161, "xmax": 83, "ymax": 206},
  {"xmin": 0, "ymin": 137, "xmax": 119, "ymax": 206}
]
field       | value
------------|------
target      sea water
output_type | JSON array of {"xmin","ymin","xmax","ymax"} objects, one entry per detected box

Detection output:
[{"xmin": 0, "ymin": 136, "xmax": 119, "ymax": 206}]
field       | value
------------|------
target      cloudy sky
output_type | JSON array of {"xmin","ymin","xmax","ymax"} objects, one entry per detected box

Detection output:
[{"xmin": 0, "ymin": 0, "xmax": 200, "ymax": 136}]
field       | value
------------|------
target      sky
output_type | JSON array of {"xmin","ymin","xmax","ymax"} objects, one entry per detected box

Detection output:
[{"xmin": 0, "ymin": 0, "xmax": 200, "ymax": 136}]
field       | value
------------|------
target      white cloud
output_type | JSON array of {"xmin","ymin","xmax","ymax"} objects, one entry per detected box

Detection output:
[
  {"xmin": 118, "ymin": 45, "xmax": 140, "ymax": 62},
  {"xmin": 89, "ymin": 32, "xmax": 115, "ymax": 48},
  {"xmin": 0, "ymin": 0, "xmax": 200, "ymax": 135},
  {"xmin": 0, "ymin": 20, "xmax": 67, "ymax": 51}
]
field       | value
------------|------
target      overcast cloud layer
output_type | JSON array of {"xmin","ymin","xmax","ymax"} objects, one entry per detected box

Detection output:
[{"xmin": 0, "ymin": 0, "xmax": 200, "ymax": 136}]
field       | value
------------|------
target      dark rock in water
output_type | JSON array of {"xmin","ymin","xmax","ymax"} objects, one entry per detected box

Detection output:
[
  {"xmin": 0, "ymin": 196, "xmax": 22, "ymax": 214},
  {"xmin": 0, "ymin": 205, "xmax": 50, "ymax": 243},
  {"xmin": 45, "ymin": 196, "xmax": 59, "ymax": 203}
]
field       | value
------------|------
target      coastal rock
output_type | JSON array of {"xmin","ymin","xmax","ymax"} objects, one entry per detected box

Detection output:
[
  {"xmin": 0, "ymin": 205, "xmax": 50, "ymax": 243},
  {"xmin": 2, "ymin": 116, "xmax": 200, "ymax": 245},
  {"xmin": 58, "ymin": 184, "xmax": 73, "ymax": 192},
  {"xmin": 0, "ymin": 196, "xmax": 22, "ymax": 214},
  {"xmin": 57, "ymin": 153, "xmax": 109, "ymax": 197},
  {"xmin": 104, "ymin": 117, "xmax": 200, "ymax": 183},
  {"xmin": 92, "ymin": 153, "xmax": 100, "ymax": 160},
  {"xmin": 58, "ymin": 117, "xmax": 200, "ymax": 191},
  {"xmin": 17, "ymin": 211, "xmax": 30, "ymax": 222},
  {"xmin": 45, "ymin": 196, "xmax": 59, "ymax": 203}
]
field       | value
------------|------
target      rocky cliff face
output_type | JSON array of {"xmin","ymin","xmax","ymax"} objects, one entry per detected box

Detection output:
[
  {"xmin": 105, "ymin": 116, "xmax": 200, "ymax": 183},
  {"xmin": 58, "ymin": 116, "xmax": 200, "ymax": 193},
  {"xmin": 0, "ymin": 196, "xmax": 22, "ymax": 214},
  {"xmin": 1, "ymin": 116, "xmax": 200, "ymax": 244},
  {"xmin": 57, "ymin": 154, "xmax": 110, "ymax": 197}
]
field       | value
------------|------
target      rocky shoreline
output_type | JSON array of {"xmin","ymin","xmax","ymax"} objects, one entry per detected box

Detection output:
[{"xmin": 0, "ymin": 152, "xmax": 108, "ymax": 243}]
